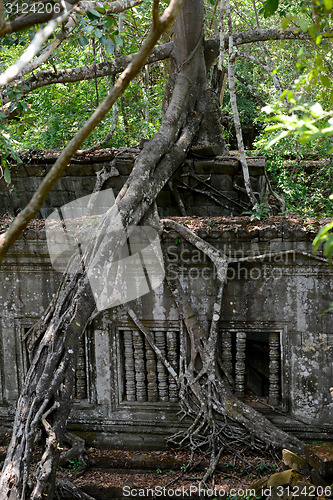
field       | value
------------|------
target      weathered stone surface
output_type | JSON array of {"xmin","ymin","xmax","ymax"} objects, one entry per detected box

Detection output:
[
  {"xmin": 267, "ymin": 469, "xmax": 303, "ymax": 488},
  {"xmin": 249, "ymin": 475, "xmax": 268, "ymax": 494},
  {"xmin": 210, "ymin": 174, "xmax": 233, "ymax": 191},
  {"xmin": 296, "ymin": 481, "xmax": 320, "ymax": 500},
  {"xmin": 266, "ymin": 486, "xmax": 293, "ymax": 500},
  {"xmin": 306, "ymin": 443, "xmax": 333, "ymax": 480},
  {"xmin": 194, "ymin": 159, "xmax": 239, "ymax": 175},
  {"xmin": 282, "ymin": 449, "xmax": 308, "ymax": 473},
  {"xmin": 310, "ymin": 468, "xmax": 331, "ymax": 487}
]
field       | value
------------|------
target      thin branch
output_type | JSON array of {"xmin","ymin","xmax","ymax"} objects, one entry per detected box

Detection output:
[
  {"xmin": 235, "ymin": 71, "xmax": 266, "ymax": 106},
  {"xmin": 226, "ymin": 0, "xmax": 256, "ymax": 207},
  {"xmin": 16, "ymin": 0, "xmax": 143, "ymax": 79},
  {"xmin": 0, "ymin": 0, "xmax": 4, "ymax": 29},
  {"xmin": 153, "ymin": 0, "xmax": 159, "ymax": 27},
  {"xmin": 76, "ymin": 102, "xmax": 119, "ymax": 155}
]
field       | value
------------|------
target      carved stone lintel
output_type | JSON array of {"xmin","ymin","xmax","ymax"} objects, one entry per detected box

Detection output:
[
  {"xmin": 235, "ymin": 331, "xmax": 246, "ymax": 400},
  {"xmin": 145, "ymin": 333, "xmax": 158, "ymax": 402},
  {"xmin": 269, "ymin": 332, "xmax": 280, "ymax": 407},
  {"xmin": 166, "ymin": 331, "xmax": 178, "ymax": 403},
  {"xmin": 155, "ymin": 331, "xmax": 169, "ymax": 402},
  {"xmin": 133, "ymin": 330, "xmax": 147, "ymax": 402},
  {"xmin": 123, "ymin": 330, "xmax": 136, "ymax": 401}
]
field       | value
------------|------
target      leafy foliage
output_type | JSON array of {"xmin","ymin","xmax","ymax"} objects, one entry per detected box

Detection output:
[{"xmin": 313, "ymin": 212, "xmax": 333, "ymax": 261}]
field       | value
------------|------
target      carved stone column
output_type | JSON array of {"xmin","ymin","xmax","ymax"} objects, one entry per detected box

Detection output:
[
  {"xmin": 167, "ymin": 331, "xmax": 178, "ymax": 403},
  {"xmin": 221, "ymin": 331, "xmax": 233, "ymax": 379},
  {"xmin": 133, "ymin": 330, "xmax": 147, "ymax": 402},
  {"xmin": 75, "ymin": 337, "xmax": 87, "ymax": 399},
  {"xmin": 269, "ymin": 332, "xmax": 280, "ymax": 407},
  {"xmin": 155, "ymin": 331, "xmax": 169, "ymax": 402},
  {"xmin": 145, "ymin": 333, "xmax": 158, "ymax": 402},
  {"xmin": 235, "ymin": 331, "xmax": 246, "ymax": 400},
  {"xmin": 123, "ymin": 330, "xmax": 136, "ymax": 401}
]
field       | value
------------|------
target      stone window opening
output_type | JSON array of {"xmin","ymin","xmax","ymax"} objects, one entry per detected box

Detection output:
[{"xmin": 220, "ymin": 330, "xmax": 281, "ymax": 407}]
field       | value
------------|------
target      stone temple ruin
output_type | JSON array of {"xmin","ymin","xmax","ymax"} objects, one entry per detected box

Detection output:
[{"xmin": 0, "ymin": 149, "xmax": 332, "ymax": 448}]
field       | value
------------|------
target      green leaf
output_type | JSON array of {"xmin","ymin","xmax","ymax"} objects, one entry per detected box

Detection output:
[
  {"xmin": 267, "ymin": 129, "xmax": 289, "ymax": 147},
  {"xmin": 281, "ymin": 17, "xmax": 290, "ymax": 29},
  {"xmin": 263, "ymin": 0, "xmax": 279, "ymax": 17},
  {"xmin": 310, "ymin": 102, "xmax": 323, "ymax": 117},
  {"xmin": 88, "ymin": 8, "xmax": 101, "ymax": 18},
  {"xmin": 324, "ymin": 0, "xmax": 333, "ymax": 9},
  {"xmin": 114, "ymin": 36, "xmax": 123, "ymax": 46},
  {"xmin": 103, "ymin": 38, "xmax": 115, "ymax": 54},
  {"xmin": 9, "ymin": 102, "xmax": 17, "ymax": 113},
  {"xmin": 320, "ymin": 75, "xmax": 330, "ymax": 87},
  {"xmin": 78, "ymin": 36, "xmax": 89, "ymax": 47},
  {"xmin": 82, "ymin": 25, "xmax": 94, "ymax": 34},
  {"xmin": 313, "ymin": 221, "xmax": 333, "ymax": 251},
  {"xmin": 4, "ymin": 166, "xmax": 11, "ymax": 184},
  {"xmin": 95, "ymin": 28, "xmax": 103, "ymax": 39},
  {"xmin": 316, "ymin": 35, "xmax": 323, "ymax": 46}
]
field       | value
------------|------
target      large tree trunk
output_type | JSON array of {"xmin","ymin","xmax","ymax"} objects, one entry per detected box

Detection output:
[{"xmin": 0, "ymin": 1, "xmax": 303, "ymax": 497}]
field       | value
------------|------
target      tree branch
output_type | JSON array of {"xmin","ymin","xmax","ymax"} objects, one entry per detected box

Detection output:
[{"xmin": 0, "ymin": 0, "xmax": 80, "ymax": 38}]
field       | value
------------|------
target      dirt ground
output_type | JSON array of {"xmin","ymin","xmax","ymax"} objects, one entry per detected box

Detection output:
[{"xmin": 58, "ymin": 447, "xmax": 281, "ymax": 498}]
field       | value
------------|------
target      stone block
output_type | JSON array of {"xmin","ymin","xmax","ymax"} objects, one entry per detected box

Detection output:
[
  {"xmin": 207, "ymin": 206, "xmax": 236, "ymax": 217},
  {"xmin": 259, "ymin": 227, "xmax": 281, "ymax": 241},
  {"xmin": 306, "ymin": 443, "xmax": 333, "ymax": 480},
  {"xmin": 267, "ymin": 469, "xmax": 303, "ymax": 488},
  {"xmin": 156, "ymin": 191, "xmax": 174, "ymax": 207},
  {"xmin": 267, "ymin": 486, "xmax": 293, "ymax": 500},
  {"xmin": 210, "ymin": 174, "xmax": 233, "ymax": 191},
  {"xmin": 282, "ymin": 449, "xmax": 308, "ymax": 473},
  {"xmin": 291, "ymin": 228, "xmax": 308, "ymax": 241},
  {"xmin": 249, "ymin": 165, "xmax": 265, "ymax": 175},
  {"xmin": 219, "ymin": 230, "xmax": 237, "ymax": 241},
  {"xmin": 197, "ymin": 229, "xmax": 209, "ymax": 239},
  {"xmin": 249, "ymin": 476, "xmax": 268, "ymax": 494},
  {"xmin": 159, "ymin": 206, "xmax": 179, "ymax": 217},
  {"xmin": 104, "ymin": 175, "xmax": 128, "ymax": 192},
  {"xmin": 46, "ymin": 191, "xmax": 73, "ymax": 209},
  {"xmin": 64, "ymin": 164, "xmax": 100, "ymax": 176},
  {"xmin": 188, "ymin": 207, "xmax": 209, "ymax": 216},
  {"xmin": 115, "ymin": 159, "xmax": 134, "ymax": 175},
  {"xmin": 24, "ymin": 229, "xmax": 37, "ymax": 240},
  {"xmin": 24, "ymin": 164, "xmax": 49, "ymax": 176},
  {"xmin": 247, "ymin": 157, "xmax": 266, "ymax": 168},
  {"xmin": 310, "ymin": 468, "xmax": 331, "ymax": 487},
  {"xmin": 37, "ymin": 228, "xmax": 46, "ymax": 240},
  {"xmin": 194, "ymin": 159, "xmax": 239, "ymax": 175},
  {"xmin": 296, "ymin": 481, "xmax": 319, "ymax": 500},
  {"xmin": 192, "ymin": 194, "xmax": 217, "ymax": 206}
]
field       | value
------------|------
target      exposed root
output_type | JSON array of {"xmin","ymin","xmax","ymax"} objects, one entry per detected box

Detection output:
[
  {"xmin": 59, "ymin": 433, "xmax": 89, "ymax": 475},
  {"xmin": 56, "ymin": 478, "xmax": 96, "ymax": 500},
  {"xmin": 160, "ymin": 217, "xmax": 305, "ymax": 484}
]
